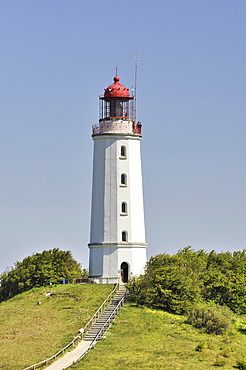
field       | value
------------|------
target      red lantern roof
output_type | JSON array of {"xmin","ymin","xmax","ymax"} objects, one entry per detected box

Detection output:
[{"xmin": 104, "ymin": 76, "xmax": 132, "ymax": 99}]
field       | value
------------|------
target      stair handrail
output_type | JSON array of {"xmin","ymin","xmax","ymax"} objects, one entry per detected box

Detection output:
[
  {"xmin": 63, "ymin": 288, "xmax": 128, "ymax": 369},
  {"xmin": 81, "ymin": 281, "xmax": 119, "ymax": 338},
  {"xmin": 92, "ymin": 288, "xmax": 128, "ymax": 342},
  {"xmin": 22, "ymin": 282, "xmax": 119, "ymax": 370},
  {"xmin": 89, "ymin": 288, "xmax": 128, "ymax": 344}
]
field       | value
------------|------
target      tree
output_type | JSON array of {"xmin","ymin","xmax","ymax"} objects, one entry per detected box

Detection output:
[
  {"xmin": 127, "ymin": 247, "xmax": 205, "ymax": 314},
  {"xmin": 202, "ymin": 250, "xmax": 246, "ymax": 314},
  {"xmin": 127, "ymin": 247, "xmax": 246, "ymax": 315},
  {"xmin": 0, "ymin": 248, "xmax": 83, "ymax": 301}
]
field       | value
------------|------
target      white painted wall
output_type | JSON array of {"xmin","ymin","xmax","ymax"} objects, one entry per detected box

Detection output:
[
  {"xmin": 90, "ymin": 134, "xmax": 146, "ymax": 244},
  {"xmin": 88, "ymin": 124, "xmax": 147, "ymax": 281},
  {"xmin": 89, "ymin": 244, "xmax": 146, "ymax": 281}
]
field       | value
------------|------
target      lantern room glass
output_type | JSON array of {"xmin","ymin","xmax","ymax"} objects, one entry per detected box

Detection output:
[{"xmin": 100, "ymin": 99, "xmax": 134, "ymax": 120}]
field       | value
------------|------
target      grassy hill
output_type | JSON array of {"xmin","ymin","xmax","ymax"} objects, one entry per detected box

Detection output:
[
  {"xmin": 1, "ymin": 284, "xmax": 246, "ymax": 370},
  {"xmin": 70, "ymin": 304, "xmax": 246, "ymax": 370},
  {"xmin": 0, "ymin": 283, "xmax": 113, "ymax": 370}
]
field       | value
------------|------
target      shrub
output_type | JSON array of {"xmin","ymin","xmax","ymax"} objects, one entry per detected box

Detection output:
[
  {"xmin": 187, "ymin": 304, "xmax": 231, "ymax": 335},
  {"xmin": 0, "ymin": 248, "xmax": 83, "ymax": 301},
  {"xmin": 127, "ymin": 250, "xmax": 203, "ymax": 314},
  {"xmin": 127, "ymin": 248, "xmax": 246, "ymax": 314}
]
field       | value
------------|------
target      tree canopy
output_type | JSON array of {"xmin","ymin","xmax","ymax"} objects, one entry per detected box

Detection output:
[
  {"xmin": 0, "ymin": 248, "xmax": 85, "ymax": 301},
  {"xmin": 127, "ymin": 247, "xmax": 246, "ymax": 315}
]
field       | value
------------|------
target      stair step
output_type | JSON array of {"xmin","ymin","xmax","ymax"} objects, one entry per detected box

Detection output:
[{"xmin": 83, "ymin": 287, "xmax": 127, "ymax": 342}]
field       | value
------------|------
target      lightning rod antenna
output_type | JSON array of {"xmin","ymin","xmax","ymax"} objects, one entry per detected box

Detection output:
[{"xmin": 134, "ymin": 53, "xmax": 140, "ymax": 122}]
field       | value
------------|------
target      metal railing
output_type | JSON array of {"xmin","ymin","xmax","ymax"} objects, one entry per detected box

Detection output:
[
  {"xmin": 22, "ymin": 283, "xmax": 119, "ymax": 370},
  {"xmin": 63, "ymin": 288, "xmax": 128, "ymax": 369},
  {"xmin": 80, "ymin": 282, "xmax": 119, "ymax": 339},
  {"xmin": 22, "ymin": 336, "xmax": 81, "ymax": 370},
  {"xmin": 92, "ymin": 121, "xmax": 142, "ymax": 135}
]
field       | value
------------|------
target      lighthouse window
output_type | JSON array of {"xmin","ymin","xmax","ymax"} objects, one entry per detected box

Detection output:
[
  {"xmin": 121, "ymin": 173, "xmax": 127, "ymax": 185},
  {"xmin": 120, "ymin": 146, "xmax": 127, "ymax": 158},
  {"xmin": 110, "ymin": 100, "xmax": 123, "ymax": 117},
  {"xmin": 121, "ymin": 202, "xmax": 127, "ymax": 214},
  {"xmin": 122, "ymin": 231, "xmax": 128, "ymax": 242}
]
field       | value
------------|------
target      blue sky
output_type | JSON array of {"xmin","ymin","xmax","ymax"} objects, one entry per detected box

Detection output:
[{"xmin": 1, "ymin": 0, "xmax": 246, "ymax": 273}]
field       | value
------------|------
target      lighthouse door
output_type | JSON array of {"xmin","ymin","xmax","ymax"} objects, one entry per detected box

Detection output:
[{"xmin": 121, "ymin": 262, "xmax": 129, "ymax": 283}]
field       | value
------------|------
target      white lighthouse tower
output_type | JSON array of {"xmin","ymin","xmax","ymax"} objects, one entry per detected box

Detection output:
[{"xmin": 88, "ymin": 74, "xmax": 147, "ymax": 284}]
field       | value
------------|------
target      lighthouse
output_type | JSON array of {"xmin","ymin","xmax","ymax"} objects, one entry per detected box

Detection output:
[{"xmin": 88, "ymin": 74, "xmax": 147, "ymax": 284}]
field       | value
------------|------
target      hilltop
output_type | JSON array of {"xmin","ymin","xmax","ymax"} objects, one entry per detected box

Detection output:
[
  {"xmin": 0, "ymin": 283, "xmax": 113, "ymax": 370},
  {"xmin": 70, "ymin": 304, "xmax": 246, "ymax": 370},
  {"xmin": 1, "ymin": 283, "xmax": 246, "ymax": 369}
]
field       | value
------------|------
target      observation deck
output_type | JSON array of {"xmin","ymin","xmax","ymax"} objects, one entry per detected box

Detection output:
[{"xmin": 92, "ymin": 120, "xmax": 142, "ymax": 136}]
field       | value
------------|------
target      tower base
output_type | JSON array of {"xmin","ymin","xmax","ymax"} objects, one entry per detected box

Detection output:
[{"xmin": 88, "ymin": 242, "xmax": 147, "ymax": 284}]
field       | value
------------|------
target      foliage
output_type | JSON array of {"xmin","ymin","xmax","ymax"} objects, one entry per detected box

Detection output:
[
  {"xmin": 0, "ymin": 248, "xmax": 83, "ymax": 301},
  {"xmin": 187, "ymin": 304, "xmax": 231, "ymax": 335},
  {"xmin": 127, "ymin": 247, "xmax": 246, "ymax": 315},
  {"xmin": 127, "ymin": 247, "xmax": 204, "ymax": 314},
  {"xmin": 202, "ymin": 250, "xmax": 246, "ymax": 313},
  {"xmin": 81, "ymin": 268, "xmax": 89, "ymax": 278}
]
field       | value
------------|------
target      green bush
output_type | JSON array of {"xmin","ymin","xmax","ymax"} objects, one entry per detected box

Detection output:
[
  {"xmin": 127, "ymin": 248, "xmax": 203, "ymax": 314},
  {"xmin": 187, "ymin": 304, "xmax": 231, "ymax": 335},
  {"xmin": 127, "ymin": 248, "xmax": 246, "ymax": 314},
  {"xmin": 0, "ymin": 248, "xmax": 83, "ymax": 301}
]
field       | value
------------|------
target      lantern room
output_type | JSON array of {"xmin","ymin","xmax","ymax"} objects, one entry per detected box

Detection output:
[{"xmin": 99, "ymin": 76, "xmax": 134, "ymax": 120}]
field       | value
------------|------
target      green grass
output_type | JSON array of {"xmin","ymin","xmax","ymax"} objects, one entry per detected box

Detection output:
[
  {"xmin": 2, "ymin": 285, "xmax": 246, "ymax": 370},
  {"xmin": 69, "ymin": 304, "xmax": 246, "ymax": 370},
  {"xmin": 0, "ymin": 283, "xmax": 113, "ymax": 370}
]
